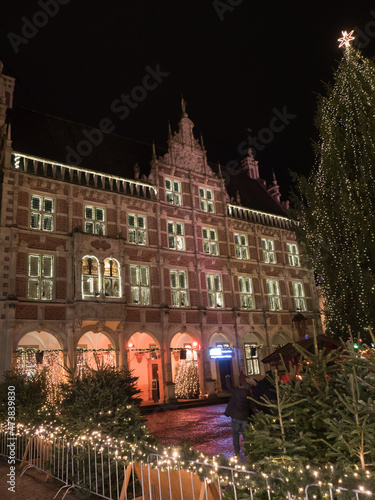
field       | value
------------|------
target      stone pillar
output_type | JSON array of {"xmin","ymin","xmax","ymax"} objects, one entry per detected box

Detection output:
[{"xmin": 196, "ymin": 349, "xmax": 206, "ymax": 399}]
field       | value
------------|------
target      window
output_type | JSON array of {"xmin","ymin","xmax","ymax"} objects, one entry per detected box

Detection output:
[
  {"xmin": 28, "ymin": 254, "xmax": 53, "ymax": 300},
  {"xmin": 30, "ymin": 195, "xmax": 54, "ymax": 231},
  {"xmin": 239, "ymin": 277, "xmax": 254, "ymax": 309},
  {"xmin": 170, "ymin": 270, "xmax": 189, "ymax": 307},
  {"xmin": 234, "ymin": 234, "xmax": 249, "ymax": 260},
  {"xmin": 244, "ymin": 344, "xmax": 260, "ymax": 375},
  {"xmin": 167, "ymin": 221, "xmax": 185, "ymax": 250},
  {"xmin": 203, "ymin": 228, "xmax": 218, "ymax": 255},
  {"xmin": 82, "ymin": 256, "xmax": 100, "ymax": 297},
  {"xmin": 199, "ymin": 188, "xmax": 214, "ymax": 213},
  {"xmin": 165, "ymin": 178, "xmax": 182, "ymax": 206},
  {"xmin": 266, "ymin": 279, "xmax": 281, "ymax": 311},
  {"xmin": 85, "ymin": 206, "xmax": 105, "ymax": 235},
  {"xmin": 287, "ymin": 243, "xmax": 300, "ymax": 267},
  {"xmin": 292, "ymin": 282, "xmax": 306, "ymax": 312},
  {"xmin": 262, "ymin": 238, "xmax": 276, "ymax": 263},
  {"xmin": 104, "ymin": 258, "xmax": 121, "ymax": 297},
  {"xmin": 130, "ymin": 265, "xmax": 150, "ymax": 305},
  {"xmin": 184, "ymin": 343, "xmax": 197, "ymax": 361},
  {"xmin": 206, "ymin": 273, "xmax": 223, "ymax": 308},
  {"xmin": 128, "ymin": 214, "xmax": 146, "ymax": 245},
  {"xmin": 16, "ymin": 347, "xmax": 38, "ymax": 377}
]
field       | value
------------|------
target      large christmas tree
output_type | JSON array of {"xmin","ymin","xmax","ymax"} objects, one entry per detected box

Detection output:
[{"xmin": 292, "ymin": 33, "xmax": 375, "ymax": 338}]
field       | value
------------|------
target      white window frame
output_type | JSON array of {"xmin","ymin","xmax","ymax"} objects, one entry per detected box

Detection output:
[
  {"xmin": 130, "ymin": 265, "xmax": 150, "ymax": 305},
  {"xmin": 206, "ymin": 273, "xmax": 224, "ymax": 308},
  {"xmin": 28, "ymin": 254, "xmax": 54, "ymax": 300},
  {"xmin": 170, "ymin": 269, "xmax": 189, "ymax": 307},
  {"xmin": 30, "ymin": 195, "xmax": 54, "ymax": 231},
  {"xmin": 266, "ymin": 279, "xmax": 282, "ymax": 311},
  {"xmin": 238, "ymin": 276, "xmax": 254, "ymax": 309},
  {"xmin": 292, "ymin": 281, "xmax": 306, "ymax": 312},
  {"xmin": 287, "ymin": 243, "xmax": 300, "ymax": 267},
  {"xmin": 165, "ymin": 178, "xmax": 182, "ymax": 206},
  {"xmin": 244, "ymin": 343, "xmax": 260, "ymax": 375},
  {"xmin": 167, "ymin": 221, "xmax": 185, "ymax": 250},
  {"xmin": 234, "ymin": 233, "xmax": 249, "ymax": 260},
  {"xmin": 262, "ymin": 238, "xmax": 276, "ymax": 264},
  {"xmin": 85, "ymin": 206, "xmax": 105, "ymax": 235},
  {"xmin": 128, "ymin": 214, "xmax": 147, "ymax": 245},
  {"xmin": 82, "ymin": 255, "xmax": 101, "ymax": 297},
  {"xmin": 199, "ymin": 187, "xmax": 214, "ymax": 213},
  {"xmin": 203, "ymin": 228, "xmax": 219, "ymax": 255},
  {"xmin": 104, "ymin": 258, "xmax": 121, "ymax": 298}
]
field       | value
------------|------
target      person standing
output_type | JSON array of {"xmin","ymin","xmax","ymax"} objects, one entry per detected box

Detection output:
[{"xmin": 224, "ymin": 373, "xmax": 252, "ymax": 456}]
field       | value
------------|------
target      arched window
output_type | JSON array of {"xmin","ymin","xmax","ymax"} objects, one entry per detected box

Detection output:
[
  {"xmin": 82, "ymin": 256, "xmax": 100, "ymax": 296},
  {"xmin": 104, "ymin": 258, "xmax": 121, "ymax": 297}
]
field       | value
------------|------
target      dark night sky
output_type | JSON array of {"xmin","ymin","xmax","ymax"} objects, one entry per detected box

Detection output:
[{"xmin": 1, "ymin": 1, "xmax": 375, "ymax": 198}]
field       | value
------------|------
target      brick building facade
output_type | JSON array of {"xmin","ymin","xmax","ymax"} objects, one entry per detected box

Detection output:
[{"xmin": 0, "ymin": 67, "xmax": 322, "ymax": 402}]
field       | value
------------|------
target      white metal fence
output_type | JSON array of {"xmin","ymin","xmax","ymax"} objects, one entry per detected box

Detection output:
[{"xmin": 0, "ymin": 431, "xmax": 371, "ymax": 500}]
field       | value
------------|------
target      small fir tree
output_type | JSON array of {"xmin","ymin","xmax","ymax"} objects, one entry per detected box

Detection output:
[
  {"xmin": 174, "ymin": 361, "xmax": 200, "ymax": 399},
  {"xmin": 291, "ymin": 42, "xmax": 375, "ymax": 339}
]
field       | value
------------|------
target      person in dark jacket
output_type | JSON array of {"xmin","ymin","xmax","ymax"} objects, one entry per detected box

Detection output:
[{"xmin": 224, "ymin": 373, "xmax": 252, "ymax": 456}]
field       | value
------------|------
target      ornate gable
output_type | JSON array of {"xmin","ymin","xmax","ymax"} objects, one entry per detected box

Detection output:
[{"xmin": 161, "ymin": 99, "xmax": 211, "ymax": 175}]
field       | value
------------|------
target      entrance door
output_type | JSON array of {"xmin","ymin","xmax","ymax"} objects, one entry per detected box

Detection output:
[{"xmin": 218, "ymin": 359, "xmax": 232, "ymax": 392}]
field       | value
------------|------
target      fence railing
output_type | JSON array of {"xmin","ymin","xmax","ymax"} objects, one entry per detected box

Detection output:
[{"xmin": 0, "ymin": 431, "xmax": 371, "ymax": 500}]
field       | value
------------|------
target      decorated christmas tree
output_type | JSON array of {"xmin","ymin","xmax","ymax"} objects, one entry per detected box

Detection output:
[
  {"xmin": 291, "ymin": 31, "xmax": 375, "ymax": 339},
  {"xmin": 174, "ymin": 361, "xmax": 200, "ymax": 399}
]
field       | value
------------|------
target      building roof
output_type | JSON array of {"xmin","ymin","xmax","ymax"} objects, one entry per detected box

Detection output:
[
  {"xmin": 7, "ymin": 106, "xmax": 288, "ymax": 217},
  {"xmin": 261, "ymin": 335, "xmax": 342, "ymax": 365}
]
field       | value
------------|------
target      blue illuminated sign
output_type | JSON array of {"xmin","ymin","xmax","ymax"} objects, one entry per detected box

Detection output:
[{"xmin": 209, "ymin": 347, "xmax": 233, "ymax": 359}]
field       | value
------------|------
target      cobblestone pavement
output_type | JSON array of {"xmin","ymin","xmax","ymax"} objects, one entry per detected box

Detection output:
[{"xmin": 145, "ymin": 403, "xmax": 238, "ymax": 459}]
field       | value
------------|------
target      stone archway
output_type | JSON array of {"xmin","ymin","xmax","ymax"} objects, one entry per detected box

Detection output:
[
  {"xmin": 76, "ymin": 331, "xmax": 115, "ymax": 371},
  {"xmin": 16, "ymin": 331, "xmax": 64, "ymax": 392},
  {"xmin": 127, "ymin": 331, "xmax": 162, "ymax": 403},
  {"xmin": 208, "ymin": 332, "xmax": 234, "ymax": 393}
]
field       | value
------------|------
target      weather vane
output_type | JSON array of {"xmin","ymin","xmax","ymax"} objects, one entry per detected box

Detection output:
[{"xmin": 338, "ymin": 30, "xmax": 355, "ymax": 48}]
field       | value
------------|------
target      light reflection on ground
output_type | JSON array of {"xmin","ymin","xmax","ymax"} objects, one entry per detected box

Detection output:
[{"xmin": 145, "ymin": 403, "xmax": 237, "ymax": 459}]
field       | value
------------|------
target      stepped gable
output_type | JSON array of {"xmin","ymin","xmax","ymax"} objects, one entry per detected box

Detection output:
[
  {"xmin": 160, "ymin": 98, "xmax": 209, "ymax": 175},
  {"xmin": 7, "ymin": 107, "xmax": 157, "ymax": 178}
]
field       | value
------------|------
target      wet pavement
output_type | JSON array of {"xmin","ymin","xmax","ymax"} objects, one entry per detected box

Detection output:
[{"xmin": 145, "ymin": 403, "xmax": 237, "ymax": 458}]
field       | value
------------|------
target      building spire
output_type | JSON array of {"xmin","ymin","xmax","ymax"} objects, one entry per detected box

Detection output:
[{"xmin": 181, "ymin": 95, "xmax": 188, "ymax": 117}]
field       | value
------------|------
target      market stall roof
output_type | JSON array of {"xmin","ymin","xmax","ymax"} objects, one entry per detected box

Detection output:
[{"xmin": 261, "ymin": 335, "xmax": 342, "ymax": 365}]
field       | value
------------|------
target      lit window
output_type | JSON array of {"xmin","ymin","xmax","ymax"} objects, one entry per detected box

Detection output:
[
  {"xmin": 128, "ymin": 214, "xmax": 147, "ymax": 245},
  {"xmin": 184, "ymin": 343, "xmax": 197, "ymax": 361},
  {"xmin": 168, "ymin": 221, "xmax": 185, "ymax": 250},
  {"xmin": 287, "ymin": 243, "xmax": 300, "ymax": 267},
  {"xmin": 199, "ymin": 188, "xmax": 214, "ymax": 213},
  {"xmin": 262, "ymin": 238, "xmax": 276, "ymax": 263},
  {"xmin": 239, "ymin": 277, "xmax": 254, "ymax": 309},
  {"xmin": 30, "ymin": 195, "xmax": 54, "ymax": 231},
  {"xmin": 170, "ymin": 270, "xmax": 189, "ymax": 307},
  {"xmin": 207, "ymin": 273, "xmax": 223, "ymax": 308},
  {"xmin": 82, "ymin": 256, "xmax": 100, "ymax": 297},
  {"xmin": 130, "ymin": 265, "xmax": 150, "ymax": 305},
  {"xmin": 85, "ymin": 206, "xmax": 105, "ymax": 235},
  {"xmin": 266, "ymin": 279, "xmax": 281, "ymax": 311},
  {"xmin": 203, "ymin": 228, "xmax": 218, "ymax": 255},
  {"xmin": 165, "ymin": 178, "xmax": 182, "ymax": 206},
  {"xmin": 292, "ymin": 281, "xmax": 306, "ymax": 312},
  {"xmin": 104, "ymin": 258, "xmax": 121, "ymax": 297},
  {"xmin": 244, "ymin": 344, "xmax": 260, "ymax": 375},
  {"xmin": 28, "ymin": 254, "xmax": 53, "ymax": 300},
  {"xmin": 234, "ymin": 234, "xmax": 249, "ymax": 260}
]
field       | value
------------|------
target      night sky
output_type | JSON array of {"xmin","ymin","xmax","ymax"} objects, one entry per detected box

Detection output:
[{"xmin": 1, "ymin": 1, "xmax": 375, "ymax": 198}]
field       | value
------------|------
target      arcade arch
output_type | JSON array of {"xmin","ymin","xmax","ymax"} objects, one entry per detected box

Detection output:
[
  {"xmin": 76, "ymin": 331, "xmax": 115, "ymax": 371},
  {"xmin": 208, "ymin": 332, "xmax": 233, "ymax": 393},
  {"xmin": 170, "ymin": 332, "xmax": 201, "ymax": 399}
]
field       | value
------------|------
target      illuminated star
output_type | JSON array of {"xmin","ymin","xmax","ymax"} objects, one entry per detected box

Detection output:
[{"xmin": 338, "ymin": 30, "xmax": 355, "ymax": 48}]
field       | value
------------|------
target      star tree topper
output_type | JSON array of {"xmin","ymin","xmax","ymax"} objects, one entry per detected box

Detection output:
[{"xmin": 338, "ymin": 30, "xmax": 355, "ymax": 48}]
